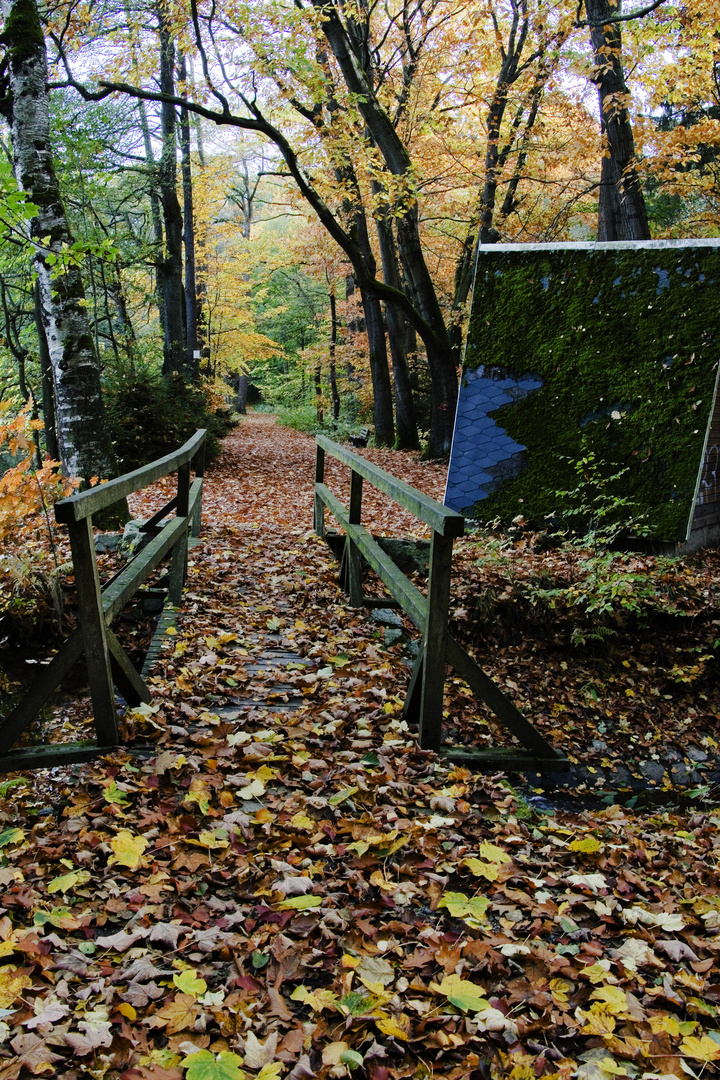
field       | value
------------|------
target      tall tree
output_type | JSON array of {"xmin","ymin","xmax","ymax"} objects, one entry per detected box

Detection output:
[
  {"xmin": 584, "ymin": 0, "xmax": 651, "ymax": 239},
  {"xmin": 0, "ymin": 0, "xmax": 120, "ymax": 484},
  {"xmin": 156, "ymin": 4, "xmax": 186, "ymax": 375}
]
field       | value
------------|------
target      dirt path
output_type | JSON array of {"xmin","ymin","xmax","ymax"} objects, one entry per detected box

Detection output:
[{"xmin": 0, "ymin": 416, "xmax": 718, "ymax": 1080}]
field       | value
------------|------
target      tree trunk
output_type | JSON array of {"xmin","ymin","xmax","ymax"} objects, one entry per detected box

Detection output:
[
  {"xmin": 329, "ymin": 289, "xmax": 340, "ymax": 423},
  {"xmin": 136, "ymin": 98, "xmax": 166, "ymax": 342},
  {"xmin": 312, "ymin": 0, "xmax": 457, "ymax": 456},
  {"xmin": 360, "ymin": 288, "xmax": 394, "ymax": 447},
  {"xmin": 235, "ymin": 373, "xmax": 248, "ymax": 414},
  {"xmin": 34, "ymin": 281, "xmax": 58, "ymax": 461},
  {"xmin": 157, "ymin": 8, "xmax": 186, "ymax": 375},
  {"xmin": 0, "ymin": 0, "xmax": 120, "ymax": 486},
  {"xmin": 314, "ymin": 364, "xmax": 323, "ymax": 424},
  {"xmin": 178, "ymin": 53, "xmax": 199, "ymax": 380},
  {"xmin": 586, "ymin": 0, "xmax": 650, "ymax": 240},
  {"xmin": 374, "ymin": 209, "xmax": 419, "ymax": 450}
]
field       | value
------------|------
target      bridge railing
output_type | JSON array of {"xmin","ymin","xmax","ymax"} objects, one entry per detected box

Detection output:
[
  {"xmin": 0, "ymin": 429, "xmax": 206, "ymax": 772},
  {"xmin": 314, "ymin": 434, "xmax": 566, "ymax": 771}
]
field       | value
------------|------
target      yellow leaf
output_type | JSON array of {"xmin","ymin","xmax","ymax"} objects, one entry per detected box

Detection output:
[
  {"xmin": 369, "ymin": 870, "xmax": 397, "ymax": 892},
  {"xmin": 173, "ymin": 970, "xmax": 207, "ymax": 998},
  {"xmin": 0, "ymin": 965, "xmax": 32, "ymax": 1008},
  {"xmin": 290, "ymin": 812, "xmax": 315, "ymax": 830},
  {"xmin": 165, "ymin": 626, "xmax": 177, "ymax": 635},
  {"xmin": 254, "ymin": 765, "xmax": 277, "ymax": 782},
  {"xmin": 590, "ymin": 985, "xmax": 629, "ymax": 1016},
  {"xmin": 118, "ymin": 1003, "xmax": 137, "ymax": 1020},
  {"xmin": 374, "ymin": 1012, "xmax": 411, "ymax": 1041},
  {"xmin": 110, "ymin": 830, "xmax": 148, "ymax": 870},
  {"xmin": 196, "ymin": 830, "xmax": 230, "ymax": 849},
  {"xmin": 0, "ymin": 941, "xmax": 16, "ymax": 957},
  {"xmin": 680, "ymin": 1035, "xmax": 720, "ymax": 1062},
  {"xmin": 257, "ymin": 1065, "xmax": 283, "ymax": 1080},
  {"xmin": 431, "ymin": 973, "xmax": 489, "ymax": 1013},
  {"xmin": 438, "ymin": 891, "xmax": 490, "ymax": 926},
  {"xmin": 276, "ymin": 895, "xmax": 322, "ymax": 911},
  {"xmin": 550, "ymin": 978, "xmax": 574, "ymax": 1004},
  {"xmin": 322, "ymin": 1042, "xmax": 350, "ymax": 1066},
  {"xmin": 580, "ymin": 1009, "xmax": 616, "ymax": 1036},
  {"xmin": 47, "ymin": 869, "xmax": 91, "ymax": 894},
  {"xmin": 303, "ymin": 988, "xmax": 338, "ymax": 1012},
  {"xmin": 581, "ymin": 963, "xmax": 617, "ymax": 984},
  {"xmin": 477, "ymin": 841, "xmax": 511, "ymax": 864},
  {"xmin": 649, "ymin": 1014, "xmax": 681, "ymax": 1036},
  {"xmin": 569, "ymin": 836, "xmax": 602, "ymax": 853},
  {"xmin": 462, "ymin": 857, "xmax": 499, "ymax": 881}
]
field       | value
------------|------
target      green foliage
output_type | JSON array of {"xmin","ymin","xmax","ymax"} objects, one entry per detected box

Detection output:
[
  {"xmin": 274, "ymin": 402, "xmax": 364, "ymax": 441},
  {"xmin": 466, "ymin": 245, "xmax": 720, "ymax": 539},
  {"xmin": 553, "ymin": 451, "xmax": 650, "ymax": 546},
  {"xmin": 104, "ymin": 372, "xmax": 235, "ymax": 471}
]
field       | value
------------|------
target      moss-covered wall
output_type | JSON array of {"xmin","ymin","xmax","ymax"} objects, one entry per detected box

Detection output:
[{"xmin": 457, "ymin": 241, "xmax": 720, "ymax": 540}]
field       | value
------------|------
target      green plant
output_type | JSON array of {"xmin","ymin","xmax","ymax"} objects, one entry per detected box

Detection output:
[
  {"xmin": 104, "ymin": 372, "xmax": 235, "ymax": 471},
  {"xmin": 553, "ymin": 451, "xmax": 650, "ymax": 550}
]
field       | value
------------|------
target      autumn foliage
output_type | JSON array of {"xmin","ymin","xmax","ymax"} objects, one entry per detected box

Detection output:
[
  {"xmin": 0, "ymin": 400, "xmax": 78, "ymax": 632},
  {"xmin": 1, "ymin": 416, "xmax": 719, "ymax": 1080}
]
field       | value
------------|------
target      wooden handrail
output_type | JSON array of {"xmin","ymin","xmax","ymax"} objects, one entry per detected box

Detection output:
[
  {"xmin": 0, "ymin": 431, "xmax": 206, "ymax": 772},
  {"xmin": 314, "ymin": 436, "xmax": 566, "ymax": 772},
  {"xmin": 315, "ymin": 434, "xmax": 464, "ymax": 538},
  {"xmin": 55, "ymin": 428, "xmax": 206, "ymax": 523}
]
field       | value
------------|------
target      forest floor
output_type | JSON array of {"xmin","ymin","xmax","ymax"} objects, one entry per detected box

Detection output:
[{"xmin": 0, "ymin": 412, "xmax": 719, "ymax": 1080}]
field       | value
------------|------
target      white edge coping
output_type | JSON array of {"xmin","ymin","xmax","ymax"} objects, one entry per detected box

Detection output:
[{"xmin": 476, "ymin": 238, "xmax": 720, "ymax": 252}]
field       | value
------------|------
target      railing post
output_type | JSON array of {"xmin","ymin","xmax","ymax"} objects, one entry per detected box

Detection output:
[
  {"xmin": 314, "ymin": 443, "xmax": 326, "ymax": 537},
  {"xmin": 191, "ymin": 439, "xmax": 205, "ymax": 537},
  {"xmin": 67, "ymin": 517, "xmax": 119, "ymax": 745},
  {"xmin": 169, "ymin": 462, "xmax": 191, "ymax": 604},
  {"xmin": 418, "ymin": 530, "xmax": 454, "ymax": 751},
  {"xmin": 347, "ymin": 469, "xmax": 363, "ymax": 606}
]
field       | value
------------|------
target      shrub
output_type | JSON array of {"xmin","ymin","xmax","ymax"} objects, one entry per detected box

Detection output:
[
  {"xmin": 104, "ymin": 373, "xmax": 236, "ymax": 471},
  {"xmin": 0, "ymin": 401, "xmax": 78, "ymax": 639}
]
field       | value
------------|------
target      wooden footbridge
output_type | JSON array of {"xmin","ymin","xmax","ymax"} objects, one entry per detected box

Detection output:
[{"xmin": 0, "ymin": 430, "xmax": 566, "ymax": 773}]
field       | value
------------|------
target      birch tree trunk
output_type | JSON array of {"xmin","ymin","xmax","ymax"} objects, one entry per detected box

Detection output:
[
  {"xmin": 0, "ymin": 0, "xmax": 120, "ymax": 486},
  {"xmin": 156, "ymin": 6, "xmax": 186, "ymax": 376}
]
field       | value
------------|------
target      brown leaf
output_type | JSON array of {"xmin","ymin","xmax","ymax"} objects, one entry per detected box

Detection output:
[{"xmin": 152, "ymin": 993, "xmax": 200, "ymax": 1034}]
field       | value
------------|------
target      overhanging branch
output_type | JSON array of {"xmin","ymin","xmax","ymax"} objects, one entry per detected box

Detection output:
[{"xmin": 576, "ymin": 0, "xmax": 668, "ymax": 27}]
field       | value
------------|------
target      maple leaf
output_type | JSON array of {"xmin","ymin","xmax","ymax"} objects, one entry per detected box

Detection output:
[
  {"xmin": 437, "ymin": 890, "xmax": 490, "ymax": 927},
  {"xmin": 180, "ymin": 1050, "xmax": 245, "ymax": 1080},
  {"xmin": 173, "ymin": 971, "xmax": 208, "ymax": 998},
  {"xmin": 374, "ymin": 1012, "xmax": 411, "ymax": 1040},
  {"xmin": 569, "ymin": 836, "xmax": 602, "ymax": 853},
  {"xmin": 0, "ymin": 967, "xmax": 32, "ymax": 1009},
  {"xmin": 7, "ymin": 1032, "xmax": 64, "ymax": 1074},
  {"xmin": 46, "ymin": 869, "xmax": 91, "ymax": 894},
  {"xmin": 431, "ymin": 974, "xmax": 490, "ymax": 1013},
  {"xmin": 590, "ymin": 986, "xmax": 629, "ymax": 1016},
  {"xmin": 109, "ymin": 829, "xmax": 148, "ymax": 869},
  {"xmin": 680, "ymin": 1035, "xmax": 720, "ymax": 1062},
  {"xmin": 154, "ymin": 993, "xmax": 200, "ymax": 1034},
  {"xmin": 243, "ymin": 1031, "xmax": 278, "ymax": 1070}
]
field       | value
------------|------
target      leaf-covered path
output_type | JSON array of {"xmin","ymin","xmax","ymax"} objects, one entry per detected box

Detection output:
[{"xmin": 1, "ymin": 415, "xmax": 719, "ymax": 1080}]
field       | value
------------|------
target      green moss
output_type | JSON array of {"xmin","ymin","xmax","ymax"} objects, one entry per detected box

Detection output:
[
  {"xmin": 464, "ymin": 245, "xmax": 720, "ymax": 539},
  {"xmin": 0, "ymin": 0, "xmax": 45, "ymax": 66}
]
